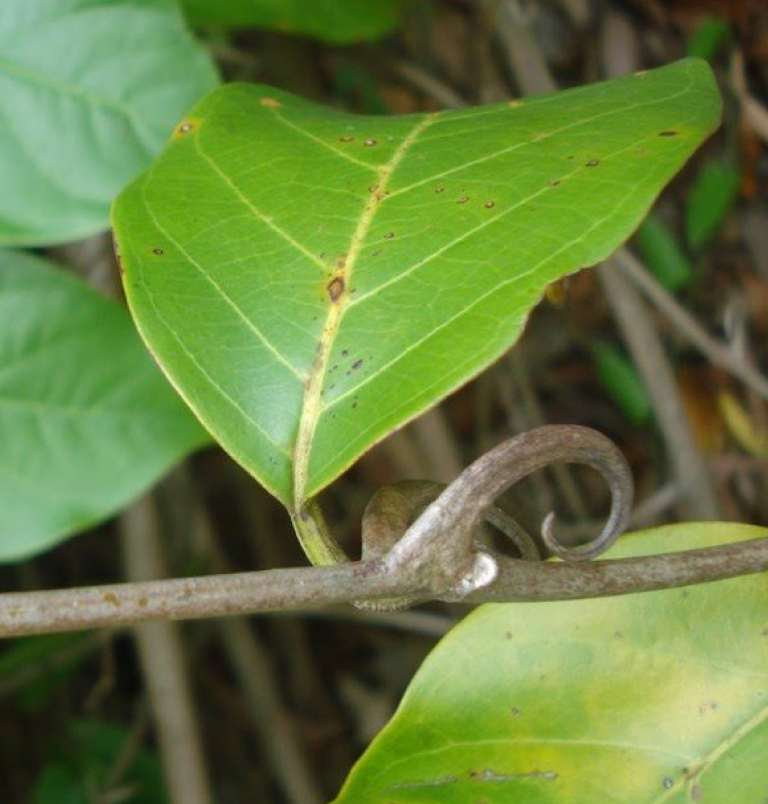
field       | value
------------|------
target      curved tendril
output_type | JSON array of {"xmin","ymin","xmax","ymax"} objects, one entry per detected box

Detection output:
[
  {"xmin": 387, "ymin": 425, "xmax": 634, "ymax": 588},
  {"xmin": 483, "ymin": 508, "xmax": 540, "ymax": 561}
]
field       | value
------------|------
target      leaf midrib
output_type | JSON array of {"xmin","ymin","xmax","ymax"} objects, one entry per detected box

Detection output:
[{"xmin": 291, "ymin": 112, "xmax": 436, "ymax": 507}]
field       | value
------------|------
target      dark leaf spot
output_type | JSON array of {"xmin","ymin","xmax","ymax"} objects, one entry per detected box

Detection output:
[
  {"xmin": 352, "ymin": 359, "xmax": 363, "ymax": 370},
  {"xmin": 484, "ymin": 200, "xmax": 495, "ymax": 209},
  {"xmin": 457, "ymin": 195, "xmax": 469, "ymax": 204},
  {"xmin": 152, "ymin": 248, "xmax": 164, "ymax": 256},
  {"xmin": 327, "ymin": 277, "xmax": 345, "ymax": 302},
  {"xmin": 662, "ymin": 778, "xmax": 674, "ymax": 790},
  {"xmin": 585, "ymin": 159, "xmax": 600, "ymax": 167},
  {"xmin": 352, "ymin": 402, "xmax": 358, "ymax": 409},
  {"xmin": 549, "ymin": 179, "xmax": 561, "ymax": 187},
  {"xmin": 384, "ymin": 232, "xmax": 394, "ymax": 240},
  {"xmin": 341, "ymin": 349, "xmax": 349, "ymax": 357},
  {"xmin": 435, "ymin": 186, "xmax": 445, "ymax": 193},
  {"xmin": 659, "ymin": 130, "xmax": 678, "ymax": 137}
]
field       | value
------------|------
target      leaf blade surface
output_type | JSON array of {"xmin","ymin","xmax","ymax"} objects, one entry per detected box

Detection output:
[
  {"xmin": 113, "ymin": 60, "xmax": 720, "ymax": 507},
  {"xmin": 0, "ymin": 250, "xmax": 209, "ymax": 561},
  {"xmin": 333, "ymin": 523, "xmax": 768, "ymax": 804},
  {"xmin": 0, "ymin": 0, "xmax": 218, "ymax": 245}
]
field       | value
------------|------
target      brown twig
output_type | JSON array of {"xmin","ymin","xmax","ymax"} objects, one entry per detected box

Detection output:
[
  {"xmin": 616, "ymin": 247, "xmax": 768, "ymax": 404},
  {"xmin": 1, "ymin": 426, "xmax": 766, "ymax": 639},
  {"xmin": 120, "ymin": 498, "xmax": 213, "ymax": 804}
]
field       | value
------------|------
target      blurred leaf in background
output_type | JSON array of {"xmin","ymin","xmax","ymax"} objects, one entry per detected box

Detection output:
[
  {"xmin": 0, "ymin": 0, "xmax": 218, "ymax": 246},
  {"xmin": 0, "ymin": 250, "xmax": 210, "ymax": 562},
  {"xmin": 33, "ymin": 720, "xmax": 169, "ymax": 804},
  {"xmin": 635, "ymin": 213, "xmax": 694, "ymax": 292},
  {"xmin": 686, "ymin": 160, "xmax": 740, "ymax": 250},
  {"xmin": 182, "ymin": 0, "xmax": 402, "ymax": 43}
]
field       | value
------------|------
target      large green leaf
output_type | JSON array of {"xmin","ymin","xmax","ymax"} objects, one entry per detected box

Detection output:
[
  {"xmin": 0, "ymin": 0, "xmax": 218, "ymax": 246},
  {"xmin": 334, "ymin": 523, "xmax": 768, "ymax": 803},
  {"xmin": 0, "ymin": 250, "xmax": 209, "ymax": 561},
  {"xmin": 113, "ymin": 59, "xmax": 720, "ymax": 510},
  {"xmin": 182, "ymin": 0, "xmax": 401, "ymax": 43}
]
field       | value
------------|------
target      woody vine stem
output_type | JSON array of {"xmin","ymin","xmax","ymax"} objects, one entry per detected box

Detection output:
[{"xmin": 2, "ymin": 425, "xmax": 768, "ymax": 638}]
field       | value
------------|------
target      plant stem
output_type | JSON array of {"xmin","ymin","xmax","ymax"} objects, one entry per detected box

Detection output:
[{"xmin": 291, "ymin": 497, "xmax": 349, "ymax": 566}]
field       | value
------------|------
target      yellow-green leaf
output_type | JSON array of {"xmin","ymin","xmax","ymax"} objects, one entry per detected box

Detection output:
[{"xmin": 334, "ymin": 522, "xmax": 768, "ymax": 804}]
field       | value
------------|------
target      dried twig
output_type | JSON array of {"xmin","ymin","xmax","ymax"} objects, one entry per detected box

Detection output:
[
  {"xmin": 616, "ymin": 248, "xmax": 768, "ymax": 404},
  {"xmin": 120, "ymin": 499, "xmax": 213, "ymax": 804}
]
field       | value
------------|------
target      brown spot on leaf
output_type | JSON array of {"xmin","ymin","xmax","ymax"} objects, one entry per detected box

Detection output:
[
  {"xmin": 139, "ymin": 596, "xmax": 148, "ymax": 608},
  {"xmin": 549, "ymin": 179, "xmax": 561, "ymax": 187},
  {"xmin": 327, "ymin": 277, "xmax": 345, "ymax": 303},
  {"xmin": 173, "ymin": 117, "xmax": 200, "ymax": 139},
  {"xmin": 103, "ymin": 593, "xmax": 120, "ymax": 608},
  {"xmin": 484, "ymin": 200, "xmax": 495, "ymax": 209},
  {"xmin": 339, "ymin": 134, "xmax": 354, "ymax": 142},
  {"xmin": 261, "ymin": 96, "xmax": 281, "ymax": 108},
  {"xmin": 659, "ymin": 130, "xmax": 678, "ymax": 137},
  {"xmin": 585, "ymin": 159, "xmax": 600, "ymax": 167},
  {"xmin": 152, "ymin": 248, "xmax": 164, "ymax": 256}
]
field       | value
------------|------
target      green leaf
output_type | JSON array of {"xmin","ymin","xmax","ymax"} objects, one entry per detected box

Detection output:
[
  {"xmin": 635, "ymin": 213, "xmax": 693, "ymax": 292},
  {"xmin": 34, "ymin": 720, "xmax": 169, "ymax": 804},
  {"xmin": 0, "ymin": 250, "xmax": 209, "ymax": 561},
  {"xmin": 113, "ymin": 59, "xmax": 720, "ymax": 510},
  {"xmin": 686, "ymin": 161, "xmax": 740, "ymax": 251},
  {"xmin": 687, "ymin": 15, "xmax": 731, "ymax": 61},
  {"xmin": 333, "ymin": 522, "xmax": 768, "ymax": 804},
  {"xmin": 592, "ymin": 340, "xmax": 652, "ymax": 425},
  {"xmin": 0, "ymin": 0, "xmax": 218, "ymax": 247},
  {"xmin": 182, "ymin": 0, "xmax": 401, "ymax": 43}
]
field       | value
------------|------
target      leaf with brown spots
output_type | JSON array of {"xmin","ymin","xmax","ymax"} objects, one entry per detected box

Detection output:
[{"xmin": 113, "ymin": 60, "xmax": 720, "ymax": 521}]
